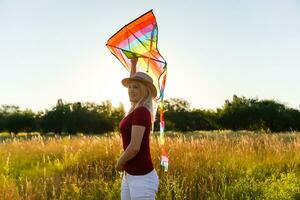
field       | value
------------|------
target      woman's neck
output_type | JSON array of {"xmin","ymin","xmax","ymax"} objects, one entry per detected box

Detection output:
[
  {"xmin": 131, "ymin": 102, "xmax": 138, "ymax": 108},
  {"xmin": 127, "ymin": 102, "xmax": 138, "ymax": 114}
]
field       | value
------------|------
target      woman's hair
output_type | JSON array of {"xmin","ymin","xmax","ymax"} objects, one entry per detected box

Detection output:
[{"xmin": 128, "ymin": 81, "xmax": 156, "ymax": 124}]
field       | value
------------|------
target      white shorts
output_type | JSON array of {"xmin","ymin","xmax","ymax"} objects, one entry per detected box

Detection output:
[{"xmin": 121, "ymin": 169, "xmax": 159, "ymax": 200}]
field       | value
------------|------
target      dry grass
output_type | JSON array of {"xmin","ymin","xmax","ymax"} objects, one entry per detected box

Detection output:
[{"xmin": 0, "ymin": 131, "xmax": 300, "ymax": 200}]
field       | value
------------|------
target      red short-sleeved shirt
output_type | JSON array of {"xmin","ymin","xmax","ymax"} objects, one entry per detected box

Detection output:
[{"xmin": 119, "ymin": 106, "xmax": 154, "ymax": 175}]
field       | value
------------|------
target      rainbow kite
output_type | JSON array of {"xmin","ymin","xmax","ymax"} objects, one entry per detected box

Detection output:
[{"xmin": 106, "ymin": 10, "xmax": 169, "ymax": 172}]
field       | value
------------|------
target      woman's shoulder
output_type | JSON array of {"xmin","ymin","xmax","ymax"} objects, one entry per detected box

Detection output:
[
  {"xmin": 125, "ymin": 106, "xmax": 150, "ymax": 118},
  {"xmin": 132, "ymin": 106, "xmax": 152, "ymax": 125},
  {"xmin": 133, "ymin": 106, "xmax": 151, "ymax": 114}
]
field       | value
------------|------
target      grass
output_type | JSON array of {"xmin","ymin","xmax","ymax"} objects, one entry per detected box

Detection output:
[{"xmin": 0, "ymin": 131, "xmax": 300, "ymax": 199}]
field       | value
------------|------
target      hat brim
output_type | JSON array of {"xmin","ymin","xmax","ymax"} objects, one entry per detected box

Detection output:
[{"xmin": 122, "ymin": 78, "xmax": 157, "ymax": 98}]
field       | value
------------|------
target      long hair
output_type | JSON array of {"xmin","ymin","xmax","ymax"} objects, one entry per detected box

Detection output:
[{"xmin": 127, "ymin": 82, "xmax": 156, "ymax": 124}]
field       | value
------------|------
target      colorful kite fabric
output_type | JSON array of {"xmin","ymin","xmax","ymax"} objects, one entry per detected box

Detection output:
[
  {"xmin": 106, "ymin": 10, "xmax": 169, "ymax": 171},
  {"xmin": 106, "ymin": 10, "xmax": 167, "ymax": 101}
]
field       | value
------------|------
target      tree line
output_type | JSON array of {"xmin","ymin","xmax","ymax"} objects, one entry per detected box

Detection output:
[
  {"xmin": 0, "ymin": 95, "xmax": 299, "ymax": 134},
  {"xmin": 0, "ymin": 99, "xmax": 124, "ymax": 135},
  {"xmin": 155, "ymin": 95, "xmax": 300, "ymax": 132}
]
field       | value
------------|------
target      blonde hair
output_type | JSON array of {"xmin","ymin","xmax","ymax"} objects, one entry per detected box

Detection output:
[{"xmin": 128, "ymin": 82, "xmax": 156, "ymax": 124}]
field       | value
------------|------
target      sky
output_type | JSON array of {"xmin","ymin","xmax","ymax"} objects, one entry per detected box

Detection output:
[{"xmin": 1, "ymin": 0, "xmax": 300, "ymax": 112}]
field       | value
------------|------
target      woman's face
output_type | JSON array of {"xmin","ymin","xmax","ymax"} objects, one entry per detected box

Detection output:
[{"xmin": 128, "ymin": 81, "xmax": 144, "ymax": 103}]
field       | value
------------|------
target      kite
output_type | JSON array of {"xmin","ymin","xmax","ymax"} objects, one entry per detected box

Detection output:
[{"xmin": 106, "ymin": 10, "xmax": 169, "ymax": 171}]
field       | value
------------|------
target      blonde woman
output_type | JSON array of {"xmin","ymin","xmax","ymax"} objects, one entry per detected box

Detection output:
[{"xmin": 116, "ymin": 58, "xmax": 159, "ymax": 200}]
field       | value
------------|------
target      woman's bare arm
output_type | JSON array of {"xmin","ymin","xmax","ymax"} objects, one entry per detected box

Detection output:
[
  {"xmin": 130, "ymin": 58, "xmax": 138, "ymax": 77},
  {"xmin": 115, "ymin": 125, "xmax": 145, "ymax": 171}
]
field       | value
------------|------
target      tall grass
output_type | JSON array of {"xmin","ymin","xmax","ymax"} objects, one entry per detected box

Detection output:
[{"xmin": 0, "ymin": 131, "xmax": 300, "ymax": 199}]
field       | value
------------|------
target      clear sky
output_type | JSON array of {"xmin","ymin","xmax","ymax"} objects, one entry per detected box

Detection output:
[{"xmin": 1, "ymin": 0, "xmax": 300, "ymax": 112}]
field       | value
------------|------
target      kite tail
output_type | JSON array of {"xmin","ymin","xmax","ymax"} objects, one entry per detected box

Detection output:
[{"xmin": 159, "ymin": 70, "xmax": 168, "ymax": 172}]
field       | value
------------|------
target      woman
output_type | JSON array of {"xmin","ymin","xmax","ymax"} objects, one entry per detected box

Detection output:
[{"xmin": 115, "ymin": 58, "xmax": 159, "ymax": 200}]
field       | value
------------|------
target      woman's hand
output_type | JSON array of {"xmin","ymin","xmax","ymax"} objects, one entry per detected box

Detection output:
[{"xmin": 115, "ymin": 159, "xmax": 124, "ymax": 172}]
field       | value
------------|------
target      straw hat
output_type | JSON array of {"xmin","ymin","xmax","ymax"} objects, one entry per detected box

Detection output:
[{"xmin": 122, "ymin": 72, "xmax": 157, "ymax": 98}]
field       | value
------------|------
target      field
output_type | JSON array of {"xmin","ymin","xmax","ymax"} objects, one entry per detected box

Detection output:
[{"xmin": 0, "ymin": 131, "xmax": 300, "ymax": 200}]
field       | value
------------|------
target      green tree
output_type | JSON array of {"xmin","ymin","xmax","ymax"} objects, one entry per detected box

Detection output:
[
  {"xmin": 5, "ymin": 110, "xmax": 36, "ymax": 134},
  {"xmin": 41, "ymin": 99, "xmax": 71, "ymax": 134}
]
